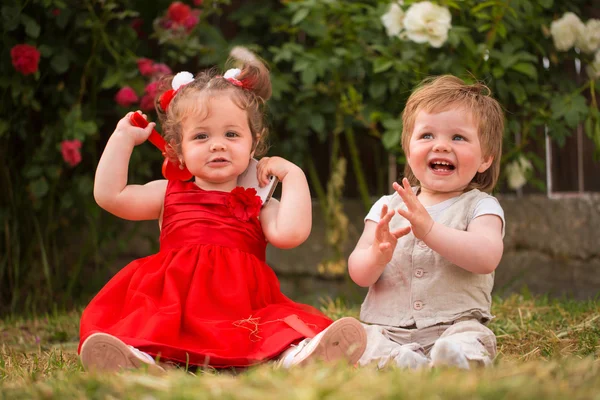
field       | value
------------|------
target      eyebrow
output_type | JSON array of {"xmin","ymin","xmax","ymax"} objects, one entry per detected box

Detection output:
[{"xmin": 417, "ymin": 125, "xmax": 475, "ymax": 135}]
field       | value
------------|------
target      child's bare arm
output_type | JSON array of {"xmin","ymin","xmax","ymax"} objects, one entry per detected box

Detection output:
[
  {"xmin": 348, "ymin": 205, "xmax": 411, "ymax": 287},
  {"xmin": 258, "ymin": 157, "xmax": 312, "ymax": 248},
  {"xmin": 393, "ymin": 178, "xmax": 503, "ymax": 274},
  {"xmin": 425, "ymin": 214, "xmax": 503, "ymax": 274},
  {"xmin": 94, "ymin": 112, "xmax": 167, "ymax": 221}
]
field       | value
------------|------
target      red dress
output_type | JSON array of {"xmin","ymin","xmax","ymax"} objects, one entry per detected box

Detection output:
[{"xmin": 79, "ymin": 180, "xmax": 332, "ymax": 367}]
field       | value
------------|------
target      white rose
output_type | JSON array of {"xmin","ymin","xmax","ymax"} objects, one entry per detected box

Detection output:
[
  {"xmin": 403, "ymin": 1, "xmax": 452, "ymax": 48},
  {"xmin": 506, "ymin": 155, "xmax": 533, "ymax": 191},
  {"xmin": 550, "ymin": 12, "xmax": 584, "ymax": 52},
  {"xmin": 576, "ymin": 19, "xmax": 600, "ymax": 54},
  {"xmin": 585, "ymin": 50, "xmax": 600, "ymax": 79},
  {"xmin": 381, "ymin": 2, "xmax": 405, "ymax": 38}
]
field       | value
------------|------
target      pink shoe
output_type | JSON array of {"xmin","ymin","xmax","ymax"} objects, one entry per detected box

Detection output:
[
  {"xmin": 279, "ymin": 317, "xmax": 367, "ymax": 368},
  {"xmin": 80, "ymin": 333, "xmax": 165, "ymax": 374}
]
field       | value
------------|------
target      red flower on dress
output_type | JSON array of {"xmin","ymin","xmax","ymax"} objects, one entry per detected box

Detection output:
[
  {"xmin": 226, "ymin": 187, "xmax": 262, "ymax": 222},
  {"xmin": 61, "ymin": 139, "xmax": 82, "ymax": 167},
  {"xmin": 168, "ymin": 2, "xmax": 192, "ymax": 25},
  {"xmin": 115, "ymin": 86, "xmax": 139, "ymax": 107},
  {"xmin": 10, "ymin": 44, "xmax": 41, "ymax": 76}
]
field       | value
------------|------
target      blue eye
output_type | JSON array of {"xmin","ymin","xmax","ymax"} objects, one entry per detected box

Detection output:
[
  {"xmin": 453, "ymin": 135, "xmax": 465, "ymax": 141},
  {"xmin": 421, "ymin": 133, "xmax": 433, "ymax": 139}
]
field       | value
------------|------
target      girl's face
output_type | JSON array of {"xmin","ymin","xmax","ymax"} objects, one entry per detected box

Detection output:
[
  {"xmin": 407, "ymin": 108, "xmax": 492, "ymax": 199},
  {"xmin": 180, "ymin": 94, "xmax": 253, "ymax": 191}
]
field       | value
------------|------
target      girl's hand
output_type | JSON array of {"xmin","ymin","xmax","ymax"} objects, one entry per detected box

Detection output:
[
  {"xmin": 393, "ymin": 178, "xmax": 435, "ymax": 240},
  {"xmin": 256, "ymin": 156, "xmax": 296, "ymax": 187},
  {"xmin": 372, "ymin": 204, "xmax": 411, "ymax": 266},
  {"xmin": 114, "ymin": 111, "xmax": 156, "ymax": 146}
]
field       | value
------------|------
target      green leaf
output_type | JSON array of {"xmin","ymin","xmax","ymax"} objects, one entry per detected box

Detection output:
[
  {"xmin": 373, "ymin": 58, "xmax": 393, "ymax": 74},
  {"xmin": 101, "ymin": 70, "xmax": 123, "ymax": 89},
  {"xmin": 29, "ymin": 177, "xmax": 49, "ymax": 199},
  {"xmin": 38, "ymin": 45, "xmax": 53, "ymax": 58},
  {"xmin": 511, "ymin": 63, "xmax": 537, "ymax": 80},
  {"xmin": 584, "ymin": 116, "xmax": 593, "ymax": 139},
  {"xmin": 309, "ymin": 114, "xmax": 325, "ymax": 134},
  {"xmin": 369, "ymin": 81, "xmax": 386, "ymax": 99},
  {"xmin": 382, "ymin": 129, "xmax": 401, "ymax": 150},
  {"xmin": 291, "ymin": 8, "xmax": 310, "ymax": 25},
  {"xmin": 50, "ymin": 52, "xmax": 69, "ymax": 74},
  {"xmin": 539, "ymin": 0, "xmax": 553, "ymax": 8},
  {"xmin": 21, "ymin": 14, "xmax": 41, "ymax": 38},
  {"xmin": 382, "ymin": 118, "xmax": 403, "ymax": 131},
  {"xmin": 1, "ymin": 6, "xmax": 20, "ymax": 31}
]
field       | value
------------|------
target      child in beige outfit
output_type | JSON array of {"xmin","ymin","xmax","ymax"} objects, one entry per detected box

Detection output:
[{"xmin": 349, "ymin": 76, "xmax": 505, "ymax": 369}]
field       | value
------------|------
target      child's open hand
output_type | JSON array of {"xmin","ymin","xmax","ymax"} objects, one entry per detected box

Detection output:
[
  {"xmin": 256, "ymin": 156, "xmax": 296, "ymax": 187},
  {"xmin": 393, "ymin": 178, "xmax": 435, "ymax": 240},
  {"xmin": 115, "ymin": 111, "xmax": 156, "ymax": 146},
  {"xmin": 373, "ymin": 204, "xmax": 411, "ymax": 266}
]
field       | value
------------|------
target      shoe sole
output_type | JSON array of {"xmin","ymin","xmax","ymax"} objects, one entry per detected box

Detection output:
[
  {"xmin": 80, "ymin": 333, "xmax": 164, "ymax": 374},
  {"xmin": 295, "ymin": 317, "xmax": 367, "ymax": 366}
]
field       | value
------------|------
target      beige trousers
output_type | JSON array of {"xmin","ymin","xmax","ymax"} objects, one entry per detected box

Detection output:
[{"xmin": 358, "ymin": 319, "xmax": 497, "ymax": 369}]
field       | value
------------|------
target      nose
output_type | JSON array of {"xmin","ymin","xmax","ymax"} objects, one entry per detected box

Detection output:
[
  {"xmin": 210, "ymin": 141, "xmax": 226, "ymax": 152},
  {"xmin": 432, "ymin": 140, "xmax": 451, "ymax": 153}
]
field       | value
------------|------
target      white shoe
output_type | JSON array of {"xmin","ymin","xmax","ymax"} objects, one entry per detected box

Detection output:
[
  {"xmin": 279, "ymin": 317, "xmax": 367, "ymax": 368},
  {"xmin": 430, "ymin": 339, "xmax": 470, "ymax": 370},
  {"xmin": 80, "ymin": 333, "xmax": 165, "ymax": 374}
]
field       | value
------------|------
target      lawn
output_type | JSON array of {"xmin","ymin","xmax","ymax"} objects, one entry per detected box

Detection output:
[{"xmin": 1, "ymin": 294, "xmax": 599, "ymax": 399}]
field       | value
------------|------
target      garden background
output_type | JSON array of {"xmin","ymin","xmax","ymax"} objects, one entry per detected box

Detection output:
[
  {"xmin": 2, "ymin": 0, "xmax": 600, "ymax": 398},
  {"xmin": 1, "ymin": 0, "xmax": 600, "ymax": 314}
]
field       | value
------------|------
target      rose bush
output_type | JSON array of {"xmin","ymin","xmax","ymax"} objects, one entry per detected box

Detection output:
[{"xmin": 1, "ymin": 0, "xmax": 599, "ymax": 312}]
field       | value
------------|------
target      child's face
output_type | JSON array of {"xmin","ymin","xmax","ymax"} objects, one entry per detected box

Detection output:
[
  {"xmin": 180, "ymin": 94, "xmax": 253, "ymax": 189},
  {"xmin": 407, "ymin": 108, "xmax": 492, "ymax": 195}
]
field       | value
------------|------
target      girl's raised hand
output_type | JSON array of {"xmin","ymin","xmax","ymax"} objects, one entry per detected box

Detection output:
[
  {"xmin": 115, "ymin": 111, "xmax": 156, "ymax": 146},
  {"xmin": 393, "ymin": 178, "xmax": 434, "ymax": 240},
  {"xmin": 373, "ymin": 204, "xmax": 411, "ymax": 266},
  {"xmin": 256, "ymin": 156, "xmax": 296, "ymax": 187}
]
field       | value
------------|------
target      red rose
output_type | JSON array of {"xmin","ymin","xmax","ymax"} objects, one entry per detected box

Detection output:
[
  {"xmin": 52, "ymin": 8, "xmax": 61, "ymax": 16},
  {"xmin": 137, "ymin": 58, "xmax": 154, "ymax": 76},
  {"xmin": 130, "ymin": 18, "xmax": 144, "ymax": 37},
  {"xmin": 10, "ymin": 44, "xmax": 41, "ymax": 76},
  {"xmin": 168, "ymin": 2, "xmax": 191, "ymax": 24},
  {"xmin": 140, "ymin": 81, "xmax": 159, "ymax": 112},
  {"xmin": 61, "ymin": 139, "xmax": 82, "ymax": 167},
  {"xmin": 226, "ymin": 187, "xmax": 262, "ymax": 222},
  {"xmin": 184, "ymin": 14, "xmax": 199, "ymax": 31},
  {"xmin": 193, "ymin": 0, "xmax": 203, "ymax": 6},
  {"xmin": 115, "ymin": 86, "xmax": 139, "ymax": 107},
  {"xmin": 152, "ymin": 63, "xmax": 172, "ymax": 77}
]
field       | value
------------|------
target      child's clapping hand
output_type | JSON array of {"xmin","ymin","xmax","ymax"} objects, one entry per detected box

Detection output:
[
  {"xmin": 372, "ymin": 204, "xmax": 411, "ymax": 266},
  {"xmin": 393, "ymin": 178, "xmax": 435, "ymax": 240}
]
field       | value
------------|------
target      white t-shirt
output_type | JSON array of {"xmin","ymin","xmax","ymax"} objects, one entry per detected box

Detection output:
[{"xmin": 365, "ymin": 192, "xmax": 505, "ymax": 238}]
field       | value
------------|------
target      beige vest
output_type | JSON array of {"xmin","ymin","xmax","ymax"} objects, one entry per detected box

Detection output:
[{"xmin": 360, "ymin": 189, "xmax": 495, "ymax": 328}]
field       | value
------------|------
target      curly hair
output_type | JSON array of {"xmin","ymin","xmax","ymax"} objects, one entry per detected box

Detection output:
[
  {"xmin": 401, "ymin": 75, "xmax": 504, "ymax": 193},
  {"xmin": 154, "ymin": 47, "xmax": 272, "ymax": 163}
]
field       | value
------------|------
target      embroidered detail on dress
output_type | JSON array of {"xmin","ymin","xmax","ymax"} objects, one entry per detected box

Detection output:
[
  {"xmin": 233, "ymin": 315, "xmax": 320, "ymax": 342},
  {"xmin": 226, "ymin": 187, "xmax": 262, "ymax": 222}
]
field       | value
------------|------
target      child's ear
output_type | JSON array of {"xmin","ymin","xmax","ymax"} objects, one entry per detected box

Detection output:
[{"xmin": 478, "ymin": 156, "xmax": 494, "ymax": 173}]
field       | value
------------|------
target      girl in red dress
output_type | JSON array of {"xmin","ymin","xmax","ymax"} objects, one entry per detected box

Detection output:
[{"xmin": 79, "ymin": 47, "xmax": 366, "ymax": 372}]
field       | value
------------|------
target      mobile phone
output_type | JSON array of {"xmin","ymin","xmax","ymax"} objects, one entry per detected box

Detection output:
[{"xmin": 237, "ymin": 158, "xmax": 278, "ymax": 206}]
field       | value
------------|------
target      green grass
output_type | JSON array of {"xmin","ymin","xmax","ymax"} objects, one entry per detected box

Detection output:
[{"xmin": 1, "ymin": 294, "xmax": 599, "ymax": 399}]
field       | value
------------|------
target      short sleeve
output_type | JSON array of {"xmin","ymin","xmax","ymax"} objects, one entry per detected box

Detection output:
[
  {"xmin": 472, "ymin": 196, "xmax": 505, "ymax": 238},
  {"xmin": 364, "ymin": 194, "xmax": 395, "ymax": 223}
]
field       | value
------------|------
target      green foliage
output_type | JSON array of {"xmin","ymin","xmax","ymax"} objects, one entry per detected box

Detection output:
[{"xmin": 1, "ymin": 0, "xmax": 599, "ymax": 313}]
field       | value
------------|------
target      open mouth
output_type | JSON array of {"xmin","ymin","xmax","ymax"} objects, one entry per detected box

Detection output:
[{"xmin": 429, "ymin": 159, "xmax": 455, "ymax": 172}]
